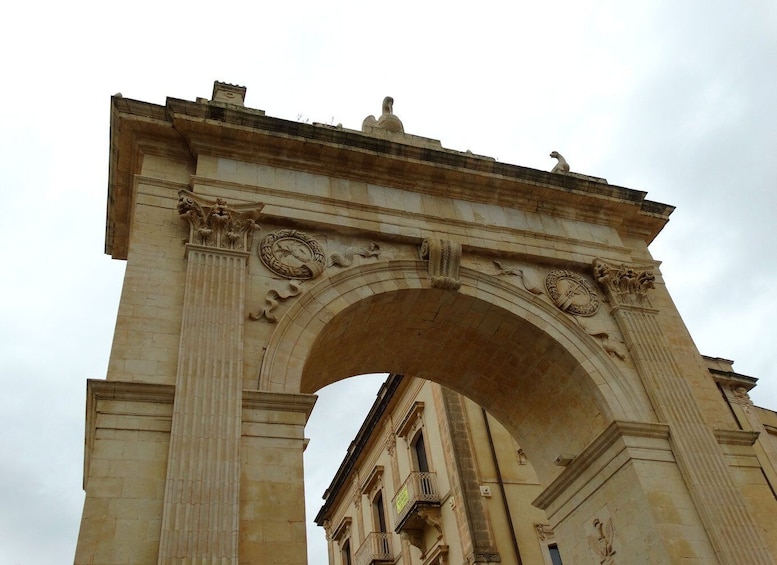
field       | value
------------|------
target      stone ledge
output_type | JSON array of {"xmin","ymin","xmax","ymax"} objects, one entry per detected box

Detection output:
[{"xmin": 533, "ymin": 420, "xmax": 670, "ymax": 510}]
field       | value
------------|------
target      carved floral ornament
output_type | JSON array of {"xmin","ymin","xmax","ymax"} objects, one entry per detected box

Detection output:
[
  {"xmin": 177, "ymin": 190, "xmax": 263, "ymax": 252},
  {"xmin": 593, "ymin": 259, "xmax": 656, "ymax": 305}
]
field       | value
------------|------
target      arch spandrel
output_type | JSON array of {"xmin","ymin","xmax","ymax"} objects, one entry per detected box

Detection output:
[{"xmin": 258, "ymin": 261, "xmax": 654, "ymax": 479}]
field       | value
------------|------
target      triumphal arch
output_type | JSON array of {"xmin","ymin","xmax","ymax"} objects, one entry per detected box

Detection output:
[{"xmin": 75, "ymin": 82, "xmax": 776, "ymax": 564}]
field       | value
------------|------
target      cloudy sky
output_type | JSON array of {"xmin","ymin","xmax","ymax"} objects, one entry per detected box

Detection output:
[{"xmin": 1, "ymin": 1, "xmax": 775, "ymax": 563}]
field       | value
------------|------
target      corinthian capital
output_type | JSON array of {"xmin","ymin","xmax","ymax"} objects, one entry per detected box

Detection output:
[
  {"xmin": 177, "ymin": 190, "xmax": 264, "ymax": 252},
  {"xmin": 593, "ymin": 259, "xmax": 655, "ymax": 306}
]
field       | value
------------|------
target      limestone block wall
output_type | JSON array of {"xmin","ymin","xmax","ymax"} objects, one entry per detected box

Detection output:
[{"xmin": 75, "ymin": 382, "xmax": 173, "ymax": 564}]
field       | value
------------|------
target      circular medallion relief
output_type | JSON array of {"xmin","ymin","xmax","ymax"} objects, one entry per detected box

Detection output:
[
  {"xmin": 259, "ymin": 229, "xmax": 326, "ymax": 279},
  {"xmin": 544, "ymin": 270, "xmax": 600, "ymax": 316}
]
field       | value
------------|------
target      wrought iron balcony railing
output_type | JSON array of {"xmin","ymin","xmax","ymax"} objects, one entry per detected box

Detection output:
[
  {"xmin": 354, "ymin": 532, "xmax": 393, "ymax": 565},
  {"xmin": 391, "ymin": 472, "xmax": 440, "ymax": 527}
]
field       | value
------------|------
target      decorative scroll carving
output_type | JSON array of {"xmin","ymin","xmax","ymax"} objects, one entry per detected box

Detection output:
[
  {"xmin": 587, "ymin": 517, "xmax": 617, "ymax": 564},
  {"xmin": 248, "ymin": 281, "xmax": 303, "ymax": 323},
  {"xmin": 177, "ymin": 189, "xmax": 263, "ymax": 251},
  {"xmin": 420, "ymin": 239, "xmax": 461, "ymax": 290},
  {"xmin": 259, "ymin": 229, "xmax": 326, "ymax": 279},
  {"xmin": 545, "ymin": 270, "xmax": 600, "ymax": 316},
  {"xmin": 330, "ymin": 242, "xmax": 381, "ymax": 267},
  {"xmin": 418, "ymin": 507, "xmax": 443, "ymax": 538},
  {"xmin": 593, "ymin": 259, "xmax": 655, "ymax": 305},
  {"xmin": 401, "ymin": 529, "xmax": 424, "ymax": 552},
  {"xmin": 493, "ymin": 260, "xmax": 544, "ymax": 295}
]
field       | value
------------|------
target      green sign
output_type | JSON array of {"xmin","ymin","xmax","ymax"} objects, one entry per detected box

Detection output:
[{"xmin": 395, "ymin": 485, "xmax": 409, "ymax": 514}]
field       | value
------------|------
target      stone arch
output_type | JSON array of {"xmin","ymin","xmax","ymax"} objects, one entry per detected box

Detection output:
[{"xmin": 259, "ymin": 260, "xmax": 652, "ymax": 482}]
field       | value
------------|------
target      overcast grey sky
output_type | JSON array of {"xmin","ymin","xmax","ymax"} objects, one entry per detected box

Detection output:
[{"xmin": 1, "ymin": 1, "xmax": 776, "ymax": 563}]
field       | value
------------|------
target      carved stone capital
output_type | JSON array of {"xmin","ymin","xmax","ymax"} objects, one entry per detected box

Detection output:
[
  {"xmin": 420, "ymin": 238, "xmax": 461, "ymax": 290},
  {"xmin": 177, "ymin": 189, "xmax": 263, "ymax": 252},
  {"xmin": 593, "ymin": 259, "xmax": 655, "ymax": 306}
]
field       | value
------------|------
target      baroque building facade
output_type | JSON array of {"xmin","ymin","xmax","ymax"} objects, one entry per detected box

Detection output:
[
  {"xmin": 315, "ymin": 365, "xmax": 777, "ymax": 565},
  {"xmin": 74, "ymin": 82, "xmax": 777, "ymax": 564}
]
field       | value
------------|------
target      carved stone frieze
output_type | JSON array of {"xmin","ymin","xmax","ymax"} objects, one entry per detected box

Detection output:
[
  {"xmin": 545, "ymin": 269, "xmax": 600, "ymax": 316},
  {"xmin": 259, "ymin": 229, "xmax": 326, "ymax": 279},
  {"xmin": 177, "ymin": 189, "xmax": 263, "ymax": 251},
  {"xmin": 329, "ymin": 242, "xmax": 381, "ymax": 267},
  {"xmin": 593, "ymin": 259, "xmax": 655, "ymax": 306},
  {"xmin": 248, "ymin": 281, "xmax": 303, "ymax": 323},
  {"xmin": 420, "ymin": 239, "xmax": 461, "ymax": 290}
]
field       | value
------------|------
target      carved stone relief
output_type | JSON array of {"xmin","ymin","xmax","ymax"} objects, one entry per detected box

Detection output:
[
  {"xmin": 259, "ymin": 229, "xmax": 326, "ymax": 279},
  {"xmin": 492, "ymin": 259, "xmax": 626, "ymax": 360},
  {"xmin": 329, "ymin": 242, "xmax": 381, "ymax": 267},
  {"xmin": 177, "ymin": 189, "xmax": 263, "ymax": 252},
  {"xmin": 248, "ymin": 280, "xmax": 303, "ymax": 323},
  {"xmin": 420, "ymin": 238, "xmax": 461, "ymax": 290},
  {"xmin": 587, "ymin": 516, "xmax": 617, "ymax": 565},
  {"xmin": 535, "ymin": 522, "xmax": 555, "ymax": 542},
  {"xmin": 493, "ymin": 260, "xmax": 544, "ymax": 296},
  {"xmin": 544, "ymin": 269, "xmax": 600, "ymax": 316},
  {"xmin": 593, "ymin": 259, "xmax": 655, "ymax": 306}
]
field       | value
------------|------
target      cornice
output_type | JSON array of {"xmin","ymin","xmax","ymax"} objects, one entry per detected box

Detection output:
[
  {"xmin": 533, "ymin": 420, "xmax": 670, "ymax": 510},
  {"xmin": 106, "ymin": 94, "xmax": 674, "ymax": 260}
]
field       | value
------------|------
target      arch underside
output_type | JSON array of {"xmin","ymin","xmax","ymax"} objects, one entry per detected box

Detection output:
[{"xmin": 260, "ymin": 261, "xmax": 652, "ymax": 482}]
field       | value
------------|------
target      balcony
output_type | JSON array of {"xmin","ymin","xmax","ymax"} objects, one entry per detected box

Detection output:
[
  {"xmin": 354, "ymin": 532, "xmax": 393, "ymax": 565},
  {"xmin": 391, "ymin": 472, "xmax": 440, "ymax": 531}
]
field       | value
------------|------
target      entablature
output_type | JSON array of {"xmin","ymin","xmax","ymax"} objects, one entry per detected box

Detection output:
[{"xmin": 106, "ymin": 93, "xmax": 674, "ymax": 261}]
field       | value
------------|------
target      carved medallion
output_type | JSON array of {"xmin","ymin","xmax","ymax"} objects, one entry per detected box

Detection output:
[
  {"xmin": 258, "ymin": 229, "xmax": 326, "ymax": 279},
  {"xmin": 545, "ymin": 270, "xmax": 600, "ymax": 316}
]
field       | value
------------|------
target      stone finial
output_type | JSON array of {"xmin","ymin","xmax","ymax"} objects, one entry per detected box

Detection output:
[
  {"xmin": 550, "ymin": 151, "xmax": 570, "ymax": 174},
  {"xmin": 212, "ymin": 81, "xmax": 247, "ymax": 107},
  {"xmin": 362, "ymin": 96, "xmax": 405, "ymax": 133}
]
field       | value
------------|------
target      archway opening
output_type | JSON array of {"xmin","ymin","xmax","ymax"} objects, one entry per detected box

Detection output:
[{"xmin": 299, "ymin": 287, "xmax": 613, "ymax": 484}]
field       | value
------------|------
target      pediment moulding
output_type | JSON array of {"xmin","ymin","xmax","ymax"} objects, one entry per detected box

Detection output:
[{"xmin": 106, "ymin": 85, "xmax": 674, "ymax": 259}]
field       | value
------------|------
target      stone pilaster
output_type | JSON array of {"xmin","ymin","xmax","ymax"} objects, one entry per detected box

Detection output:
[
  {"xmin": 593, "ymin": 260, "xmax": 774, "ymax": 565},
  {"xmin": 157, "ymin": 192, "xmax": 262, "ymax": 563}
]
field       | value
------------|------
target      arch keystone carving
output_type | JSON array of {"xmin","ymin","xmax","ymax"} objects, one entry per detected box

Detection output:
[{"xmin": 420, "ymin": 238, "xmax": 461, "ymax": 290}]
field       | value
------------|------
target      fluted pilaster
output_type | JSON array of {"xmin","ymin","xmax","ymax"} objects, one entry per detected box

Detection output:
[
  {"xmin": 594, "ymin": 259, "xmax": 774, "ymax": 565},
  {"xmin": 157, "ymin": 193, "xmax": 262, "ymax": 564}
]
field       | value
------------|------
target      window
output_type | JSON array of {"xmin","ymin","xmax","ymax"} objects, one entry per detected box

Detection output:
[
  {"xmin": 373, "ymin": 491, "xmax": 387, "ymax": 533},
  {"xmin": 548, "ymin": 543, "xmax": 564, "ymax": 565},
  {"xmin": 412, "ymin": 432, "xmax": 430, "ymax": 473},
  {"xmin": 341, "ymin": 539, "xmax": 352, "ymax": 565}
]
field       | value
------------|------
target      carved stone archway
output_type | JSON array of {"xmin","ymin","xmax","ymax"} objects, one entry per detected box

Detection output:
[{"xmin": 75, "ymin": 84, "xmax": 776, "ymax": 565}]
